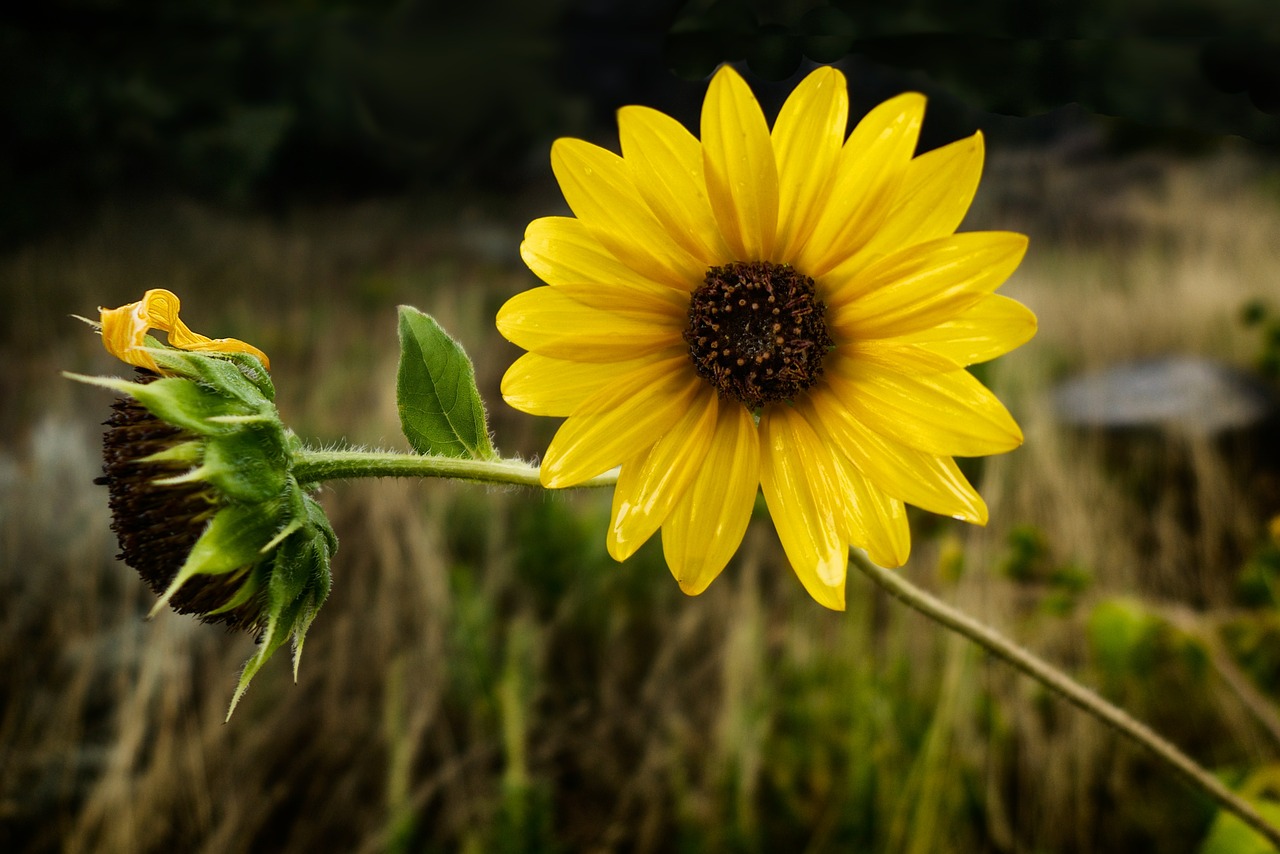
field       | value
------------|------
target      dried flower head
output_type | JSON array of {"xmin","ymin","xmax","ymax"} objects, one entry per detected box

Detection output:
[{"xmin": 69, "ymin": 290, "xmax": 335, "ymax": 717}]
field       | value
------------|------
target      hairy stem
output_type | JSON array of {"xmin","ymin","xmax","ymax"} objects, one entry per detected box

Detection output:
[
  {"xmin": 851, "ymin": 555, "xmax": 1280, "ymax": 848},
  {"xmin": 292, "ymin": 448, "xmax": 619, "ymax": 490}
]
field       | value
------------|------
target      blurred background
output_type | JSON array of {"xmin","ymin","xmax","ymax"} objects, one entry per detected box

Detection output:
[{"xmin": 3, "ymin": 1, "xmax": 1280, "ymax": 851}]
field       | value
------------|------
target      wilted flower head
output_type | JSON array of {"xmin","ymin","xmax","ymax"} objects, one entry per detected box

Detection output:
[{"xmin": 70, "ymin": 289, "xmax": 335, "ymax": 716}]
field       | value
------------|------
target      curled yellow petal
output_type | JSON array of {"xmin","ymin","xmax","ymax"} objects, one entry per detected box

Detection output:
[{"xmin": 99, "ymin": 289, "xmax": 269, "ymax": 373}]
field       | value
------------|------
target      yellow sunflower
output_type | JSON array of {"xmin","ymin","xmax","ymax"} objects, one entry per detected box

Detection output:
[{"xmin": 497, "ymin": 65, "xmax": 1034, "ymax": 609}]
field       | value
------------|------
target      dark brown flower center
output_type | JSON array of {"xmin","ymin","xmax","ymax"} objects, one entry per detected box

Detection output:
[
  {"xmin": 683, "ymin": 261, "xmax": 833, "ymax": 409},
  {"xmin": 97, "ymin": 375, "xmax": 264, "ymax": 634}
]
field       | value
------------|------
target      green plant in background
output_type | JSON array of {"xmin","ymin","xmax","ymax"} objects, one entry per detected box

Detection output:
[
  {"xmin": 997, "ymin": 523, "xmax": 1092, "ymax": 615},
  {"xmin": 1241, "ymin": 298, "xmax": 1280, "ymax": 382},
  {"xmin": 65, "ymin": 65, "xmax": 1280, "ymax": 848},
  {"xmin": 1201, "ymin": 767, "xmax": 1280, "ymax": 854}
]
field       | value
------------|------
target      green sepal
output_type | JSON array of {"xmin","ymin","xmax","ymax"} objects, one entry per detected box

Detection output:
[
  {"xmin": 128, "ymin": 377, "xmax": 250, "ymax": 436},
  {"xmin": 226, "ymin": 593, "xmax": 304, "ymax": 720},
  {"xmin": 152, "ymin": 501, "xmax": 284, "ymax": 616},
  {"xmin": 140, "ymin": 440, "xmax": 203, "ymax": 465},
  {"xmin": 224, "ymin": 352, "xmax": 275, "ymax": 401},
  {"xmin": 225, "ymin": 490, "xmax": 337, "ymax": 720},
  {"xmin": 264, "ymin": 485, "xmax": 319, "ymax": 610},
  {"xmin": 396, "ymin": 305, "xmax": 497, "ymax": 460},
  {"xmin": 201, "ymin": 423, "xmax": 291, "ymax": 503},
  {"xmin": 203, "ymin": 567, "xmax": 264, "ymax": 617},
  {"xmin": 148, "ymin": 347, "xmax": 275, "ymax": 405},
  {"xmin": 299, "ymin": 490, "xmax": 339, "ymax": 560}
]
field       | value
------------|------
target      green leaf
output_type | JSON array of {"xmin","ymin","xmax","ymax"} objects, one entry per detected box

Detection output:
[
  {"xmin": 396, "ymin": 306, "xmax": 496, "ymax": 460},
  {"xmin": 1089, "ymin": 597, "xmax": 1160, "ymax": 674},
  {"xmin": 1198, "ymin": 771, "xmax": 1280, "ymax": 854}
]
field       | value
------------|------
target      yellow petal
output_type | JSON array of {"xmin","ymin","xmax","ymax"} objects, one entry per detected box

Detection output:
[
  {"xmin": 834, "ymin": 130, "xmax": 985, "ymax": 280},
  {"xmin": 501, "ymin": 352, "xmax": 668, "ymax": 417},
  {"xmin": 551, "ymin": 138, "xmax": 704, "ymax": 289},
  {"xmin": 661, "ymin": 402, "xmax": 760, "ymax": 595},
  {"xmin": 701, "ymin": 65, "xmax": 778, "ymax": 261},
  {"xmin": 617, "ymin": 105, "xmax": 731, "ymax": 267},
  {"xmin": 496, "ymin": 287, "xmax": 683, "ymax": 362},
  {"xmin": 99, "ymin": 288, "xmax": 269, "ymax": 372},
  {"xmin": 553, "ymin": 282, "xmax": 688, "ymax": 319},
  {"xmin": 890, "ymin": 294, "xmax": 1038, "ymax": 367},
  {"xmin": 828, "ymin": 360, "xmax": 1024, "ymax": 457},
  {"xmin": 801, "ymin": 389, "xmax": 988, "ymax": 524},
  {"xmin": 829, "ymin": 447, "xmax": 911, "ymax": 568},
  {"xmin": 521, "ymin": 217, "xmax": 691, "ymax": 310},
  {"xmin": 759, "ymin": 405, "xmax": 848, "ymax": 610},
  {"xmin": 836, "ymin": 340, "xmax": 963, "ymax": 375},
  {"xmin": 608, "ymin": 392, "xmax": 719, "ymax": 560},
  {"xmin": 794, "ymin": 92, "xmax": 924, "ymax": 278},
  {"xmin": 770, "ymin": 66, "xmax": 849, "ymax": 262},
  {"xmin": 828, "ymin": 232, "xmax": 1029, "ymax": 341},
  {"xmin": 540, "ymin": 358, "xmax": 701, "ymax": 487}
]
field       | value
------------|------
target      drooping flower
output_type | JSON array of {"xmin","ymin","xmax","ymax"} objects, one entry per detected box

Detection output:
[
  {"xmin": 69, "ymin": 290, "xmax": 333, "ymax": 716},
  {"xmin": 98, "ymin": 287, "xmax": 269, "ymax": 373},
  {"xmin": 497, "ymin": 65, "xmax": 1035, "ymax": 609}
]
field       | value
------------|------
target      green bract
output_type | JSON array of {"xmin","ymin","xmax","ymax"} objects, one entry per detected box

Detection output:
[{"xmin": 68, "ymin": 345, "xmax": 336, "ymax": 719}]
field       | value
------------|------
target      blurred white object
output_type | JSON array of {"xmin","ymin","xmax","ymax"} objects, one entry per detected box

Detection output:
[{"xmin": 1052, "ymin": 356, "xmax": 1278, "ymax": 436}]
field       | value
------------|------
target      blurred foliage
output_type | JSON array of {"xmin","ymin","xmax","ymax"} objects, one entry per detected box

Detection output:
[
  {"xmin": 667, "ymin": 0, "xmax": 1280, "ymax": 148},
  {"xmin": 6, "ymin": 0, "xmax": 1280, "ymax": 248},
  {"xmin": 1236, "ymin": 530, "xmax": 1280, "ymax": 609},
  {"xmin": 1088, "ymin": 597, "xmax": 1169, "ymax": 688},
  {"xmin": 1199, "ymin": 766, "xmax": 1280, "ymax": 854},
  {"xmin": 1222, "ymin": 608, "xmax": 1280, "ymax": 700},
  {"xmin": 996, "ymin": 523, "xmax": 1092, "ymax": 615},
  {"xmin": 1240, "ymin": 298, "xmax": 1280, "ymax": 382},
  {"xmin": 0, "ymin": 0, "xmax": 583, "ymax": 243}
]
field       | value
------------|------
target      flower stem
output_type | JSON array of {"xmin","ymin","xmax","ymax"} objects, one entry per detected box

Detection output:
[
  {"xmin": 291, "ymin": 448, "xmax": 619, "ymax": 490},
  {"xmin": 850, "ymin": 554, "xmax": 1280, "ymax": 848}
]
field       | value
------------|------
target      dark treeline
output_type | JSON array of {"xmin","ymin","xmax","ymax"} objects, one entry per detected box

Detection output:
[{"xmin": 2, "ymin": 0, "xmax": 1278, "ymax": 243}]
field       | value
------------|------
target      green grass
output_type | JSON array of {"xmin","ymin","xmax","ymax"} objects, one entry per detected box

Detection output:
[{"xmin": 3, "ymin": 147, "xmax": 1280, "ymax": 852}]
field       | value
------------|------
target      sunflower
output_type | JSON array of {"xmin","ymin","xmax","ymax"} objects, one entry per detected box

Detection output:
[
  {"xmin": 497, "ymin": 65, "xmax": 1034, "ymax": 609},
  {"xmin": 75, "ymin": 289, "xmax": 334, "ymax": 715}
]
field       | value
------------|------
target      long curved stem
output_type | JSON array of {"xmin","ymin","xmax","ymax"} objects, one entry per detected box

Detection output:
[
  {"xmin": 294, "ymin": 446, "xmax": 1279, "ymax": 844},
  {"xmin": 851, "ymin": 554, "xmax": 1280, "ymax": 848},
  {"xmin": 292, "ymin": 448, "xmax": 619, "ymax": 490}
]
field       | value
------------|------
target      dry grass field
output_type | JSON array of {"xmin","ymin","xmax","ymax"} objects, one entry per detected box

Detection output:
[{"xmin": 2, "ymin": 141, "xmax": 1279, "ymax": 852}]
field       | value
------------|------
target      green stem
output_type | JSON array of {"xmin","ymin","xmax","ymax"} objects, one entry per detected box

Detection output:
[
  {"xmin": 292, "ymin": 448, "xmax": 619, "ymax": 490},
  {"xmin": 851, "ymin": 554, "xmax": 1280, "ymax": 849}
]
